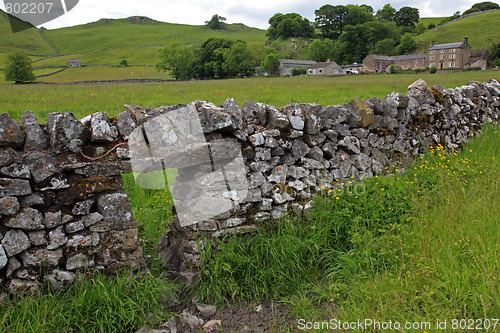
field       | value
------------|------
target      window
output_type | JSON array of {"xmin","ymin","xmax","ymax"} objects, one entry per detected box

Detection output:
[
  {"xmin": 429, "ymin": 56, "xmax": 435, "ymax": 60},
  {"xmin": 319, "ymin": 69, "xmax": 323, "ymax": 73},
  {"xmin": 449, "ymin": 54, "xmax": 456, "ymax": 59},
  {"xmin": 440, "ymin": 55, "xmax": 445, "ymax": 60},
  {"xmin": 449, "ymin": 62, "xmax": 455, "ymax": 67},
  {"xmin": 430, "ymin": 63, "xmax": 435, "ymax": 68},
  {"xmin": 429, "ymin": 50, "xmax": 436, "ymax": 54},
  {"xmin": 440, "ymin": 49, "xmax": 445, "ymax": 53},
  {"xmin": 450, "ymin": 49, "xmax": 456, "ymax": 52}
]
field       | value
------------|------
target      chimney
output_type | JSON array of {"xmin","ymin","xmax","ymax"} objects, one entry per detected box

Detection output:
[
  {"xmin": 463, "ymin": 37, "xmax": 468, "ymax": 45},
  {"xmin": 430, "ymin": 40, "xmax": 435, "ymax": 47},
  {"xmin": 327, "ymin": 59, "xmax": 331, "ymax": 63}
]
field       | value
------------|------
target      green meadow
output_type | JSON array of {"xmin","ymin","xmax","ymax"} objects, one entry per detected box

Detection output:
[{"xmin": 1, "ymin": 71, "xmax": 499, "ymax": 121}]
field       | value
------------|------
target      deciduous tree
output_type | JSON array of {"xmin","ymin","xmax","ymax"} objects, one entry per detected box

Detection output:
[{"xmin": 3, "ymin": 51, "xmax": 36, "ymax": 84}]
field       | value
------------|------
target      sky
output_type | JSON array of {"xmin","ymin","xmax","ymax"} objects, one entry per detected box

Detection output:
[{"xmin": 0, "ymin": 0, "xmax": 485, "ymax": 30}]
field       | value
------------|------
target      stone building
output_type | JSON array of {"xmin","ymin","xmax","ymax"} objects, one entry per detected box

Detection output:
[
  {"xmin": 466, "ymin": 50, "xmax": 492, "ymax": 70},
  {"xmin": 278, "ymin": 59, "xmax": 316, "ymax": 76},
  {"xmin": 426, "ymin": 37, "xmax": 472, "ymax": 69},
  {"xmin": 307, "ymin": 60, "xmax": 344, "ymax": 76},
  {"xmin": 363, "ymin": 54, "xmax": 425, "ymax": 73}
]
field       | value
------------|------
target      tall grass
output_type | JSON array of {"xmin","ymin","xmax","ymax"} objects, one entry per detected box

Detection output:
[
  {"xmin": 196, "ymin": 125, "xmax": 500, "ymax": 327},
  {"xmin": 2, "ymin": 72, "xmax": 499, "ymax": 121},
  {"xmin": 0, "ymin": 271, "xmax": 179, "ymax": 333}
]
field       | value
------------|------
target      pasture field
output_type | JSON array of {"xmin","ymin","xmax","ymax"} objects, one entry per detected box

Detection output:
[
  {"xmin": 415, "ymin": 10, "xmax": 500, "ymax": 52},
  {"xmin": 1, "ymin": 71, "xmax": 499, "ymax": 121}
]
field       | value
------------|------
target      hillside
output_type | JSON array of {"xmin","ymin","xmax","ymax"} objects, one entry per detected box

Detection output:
[
  {"xmin": 43, "ymin": 17, "xmax": 267, "ymax": 54},
  {"xmin": 415, "ymin": 10, "xmax": 500, "ymax": 52},
  {"xmin": 0, "ymin": 9, "xmax": 57, "ymax": 55}
]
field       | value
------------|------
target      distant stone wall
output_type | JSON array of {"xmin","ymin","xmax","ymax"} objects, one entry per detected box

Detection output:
[{"xmin": 1, "ymin": 79, "xmax": 499, "ymax": 291}]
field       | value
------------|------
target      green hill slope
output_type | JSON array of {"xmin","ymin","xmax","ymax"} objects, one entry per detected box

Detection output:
[
  {"xmin": 0, "ymin": 9, "xmax": 56, "ymax": 55},
  {"xmin": 415, "ymin": 10, "xmax": 500, "ymax": 52},
  {"xmin": 43, "ymin": 16, "xmax": 267, "ymax": 54}
]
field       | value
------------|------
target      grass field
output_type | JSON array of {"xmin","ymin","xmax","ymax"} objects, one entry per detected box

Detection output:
[
  {"xmin": 1, "ymin": 71, "xmax": 499, "ymax": 121},
  {"xmin": 415, "ymin": 10, "xmax": 500, "ymax": 52},
  {"xmin": 43, "ymin": 19, "xmax": 267, "ymax": 55}
]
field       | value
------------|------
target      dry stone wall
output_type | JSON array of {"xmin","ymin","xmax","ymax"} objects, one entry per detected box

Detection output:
[{"xmin": 0, "ymin": 79, "xmax": 499, "ymax": 291}]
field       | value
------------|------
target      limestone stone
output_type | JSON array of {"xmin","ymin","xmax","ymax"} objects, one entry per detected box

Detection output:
[
  {"xmin": 20, "ymin": 193, "xmax": 45, "ymax": 207},
  {"xmin": 46, "ymin": 269, "xmax": 75, "ymax": 290},
  {"xmin": 47, "ymin": 226, "xmax": 68, "ymax": 250},
  {"xmin": 28, "ymin": 231, "xmax": 47, "ymax": 246},
  {"xmin": 25, "ymin": 150, "xmax": 60, "ymax": 183},
  {"xmin": 6, "ymin": 256, "xmax": 21, "ymax": 278},
  {"xmin": 1, "ymin": 163, "xmax": 31, "ymax": 179},
  {"xmin": 47, "ymin": 112, "xmax": 85, "ymax": 153},
  {"xmin": 267, "ymin": 106, "xmax": 289, "ymax": 129},
  {"xmin": 6, "ymin": 208, "xmax": 45, "ymax": 230},
  {"xmin": 338, "ymin": 136, "xmax": 361, "ymax": 155},
  {"xmin": 291, "ymin": 139, "xmax": 310, "ymax": 159},
  {"xmin": 21, "ymin": 111, "xmax": 47, "ymax": 149},
  {"xmin": 90, "ymin": 112, "xmax": 119, "ymax": 143},
  {"xmin": 65, "ymin": 221, "xmax": 85, "ymax": 234},
  {"xmin": 0, "ymin": 178, "xmax": 32, "ymax": 198},
  {"xmin": 96, "ymin": 193, "xmax": 134, "ymax": 230},
  {"xmin": 349, "ymin": 98, "xmax": 374, "ymax": 128},
  {"xmin": 72, "ymin": 199, "xmax": 95, "ymax": 216},
  {"xmin": 283, "ymin": 103, "xmax": 305, "ymax": 131},
  {"xmin": 220, "ymin": 97, "xmax": 243, "ymax": 130},
  {"xmin": 44, "ymin": 211, "xmax": 65, "ymax": 228},
  {"xmin": 0, "ymin": 196, "xmax": 20, "ymax": 216},
  {"xmin": 0, "ymin": 149, "xmax": 13, "ymax": 167},
  {"xmin": 0, "ymin": 113, "xmax": 24, "ymax": 148},
  {"xmin": 0, "ymin": 245, "xmax": 7, "ymax": 269},
  {"xmin": 249, "ymin": 132, "xmax": 265, "ymax": 146},
  {"xmin": 116, "ymin": 111, "xmax": 137, "ymax": 139},
  {"xmin": 20, "ymin": 248, "xmax": 63, "ymax": 268},
  {"xmin": 242, "ymin": 101, "xmax": 267, "ymax": 126},
  {"xmin": 66, "ymin": 253, "xmax": 95, "ymax": 270}
]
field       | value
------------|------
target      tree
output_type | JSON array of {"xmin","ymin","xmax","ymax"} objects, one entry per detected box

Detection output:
[
  {"xmin": 3, "ymin": 51, "xmax": 36, "ymax": 84},
  {"xmin": 463, "ymin": 2, "xmax": 499, "ymax": 15},
  {"xmin": 156, "ymin": 44, "xmax": 198, "ymax": 80},
  {"xmin": 222, "ymin": 41, "xmax": 256, "ymax": 77},
  {"xmin": 206, "ymin": 14, "xmax": 226, "ymax": 30},
  {"xmin": 198, "ymin": 38, "xmax": 234, "ymax": 78},
  {"xmin": 308, "ymin": 39, "xmax": 334, "ymax": 62},
  {"xmin": 394, "ymin": 7, "xmax": 419, "ymax": 28},
  {"xmin": 492, "ymin": 41, "xmax": 500, "ymax": 67},
  {"xmin": 267, "ymin": 13, "xmax": 314, "ymax": 40},
  {"xmin": 374, "ymin": 38, "xmax": 396, "ymax": 55},
  {"xmin": 375, "ymin": 4, "xmax": 396, "ymax": 21},
  {"xmin": 398, "ymin": 33, "xmax": 417, "ymax": 54},
  {"xmin": 120, "ymin": 59, "xmax": 128, "ymax": 67},
  {"xmin": 261, "ymin": 53, "xmax": 280, "ymax": 76},
  {"xmin": 315, "ymin": 4, "xmax": 373, "ymax": 40}
]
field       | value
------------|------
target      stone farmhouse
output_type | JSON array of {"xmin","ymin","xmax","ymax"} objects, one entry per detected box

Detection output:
[
  {"xmin": 363, "ymin": 37, "xmax": 490, "ymax": 73},
  {"xmin": 278, "ymin": 59, "xmax": 316, "ymax": 76},
  {"xmin": 307, "ymin": 59, "xmax": 344, "ymax": 76}
]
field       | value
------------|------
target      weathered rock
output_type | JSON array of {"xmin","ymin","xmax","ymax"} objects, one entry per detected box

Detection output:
[
  {"xmin": 66, "ymin": 253, "xmax": 94, "ymax": 270},
  {"xmin": 181, "ymin": 309, "xmax": 204, "ymax": 328},
  {"xmin": 44, "ymin": 211, "xmax": 65, "ymax": 228},
  {"xmin": 7, "ymin": 279, "xmax": 39, "ymax": 294},
  {"xmin": 288, "ymin": 165, "xmax": 310, "ymax": 179},
  {"xmin": 6, "ymin": 256, "xmax": 21, "ymax": 278},
  {"xmin": 96, "ymin": 193, "xmax": 134, "ymax": 230},
  {"xmin": 6, "ymin": 208, "xmax": 45, "ymax": 230},
  {"xmin": 90, "ymin": 112, "xmax": 119, "ymax": 143},
  {"xmin": 301, "ymin": 103, "xmax": 322, "ymax": 134},
  {"xmin": 116, "ymin": 111, "xmax": 137, "ymax": 139},
  {"xmin": 248, "ymin": 132, "xmax": 265, "ymax": 146},
  {"xmin": 320, "ymin": 105, "xmax": 348, "ymax": 128},
  {"xmin": 47, "ymin": 112, "xmax": 85, "ymax": 153},
  {"xmin": 74, "ymin": 162, "xmax": 125, "ymax": 178},
  {"xmin": 267, "ymin": 106, "xmax": 289, "ymax": 129},
  {"xmin": 267, "ymin": 164, "xmax": 287, "ymax": 184},
  {"xmin": 0, "ymin": 178, "xmax": 32, "ymax": 198},
  {"xmin": 47, "ymin": 226, "xmax": 68, "ymax": 250},
  {"xmin": 25, "ymin": 150, "xmax": 60, "ymax": 183},
  {"xmin": 1, "ymin": 163, "xmax": 31, "ymax": 179},
  {"xmin": 28, "ymin": 231, "xmax": 47, "ymax": 246},
  {"xmin": 0, "ymin": 245, "xmax": 7, "ymax": 269},
  {"xmin": 196, "ymin": 304, "xmax": 217, "ymax": 317},
  {"xmin": 46, "ymin": 269, "xmax": 75, "ymax": 290},
  {"xmin": 20, "ymin": 193, "xmax": 45, "ymax": 207},
  {"xmin": 20, "ymin": 248, "xmax": 63, "ymax": 268},
  {"xmin": 72, "ymin": 199, "xmax": 95, "ymax": 216},
  {"xmin": 338, "ymin": 136, "xmax": 361, "ymax": 155},
  {"xmin": 21, "ymin": 111, "xmax": 47, "ymax": 149},
  {"xmin": 381, "ymin": 92, "xmax": 409, "ymax": 118},
  {"xmin": 0, "ymin": 196, "xmax": 20, "ymax": 216},
  {"xmin": 349, "ymin": 98, "xmax": 374, "ymax": 127},
  {"xmin": 307, "ymin": 146, "xmax": 324, "ymax": 161},
  {"xmin": 242, "ymin": 102, "xmax": 267, "ymax": 126},
  {"xmin": 0, "ymin": 113, "xmax": 24, "ymax": 148},
  {"xmin": 65, "ymin": 232, "xmax": 100, "ymax": 248},
  {"xmin": 0, "ymin": 149, "xmax": 13, "ymax": 167},
  {"xmin": 291, "ymin": 139, "xmax": 310, "ymax": 159},
  {"xmin": 283, "ymin": 103, "xmax": 305, "ymax": 131},
  {"xmin": 220, "ymin": 97, "xmax": 243, "ymax": 130}
]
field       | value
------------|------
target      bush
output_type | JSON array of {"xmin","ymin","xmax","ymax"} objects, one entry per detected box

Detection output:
[
  {"xmin": 292, "ymin": 67, "xmax": 307, "ymax": 76},
  {"xmin": 428, "ymin": 23, "xmax": 436, "ymax": 29},
  {"xmin": 430, "ymin": 66, "xmax": 438, "ymax": 74},
  {"xmin": 120, "ymin": 59, "xmax": 128, "ymax": 67}
]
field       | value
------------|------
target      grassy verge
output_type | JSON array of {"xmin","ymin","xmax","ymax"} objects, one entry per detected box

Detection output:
[
  {"xmin": 1, "ymin": 71, "xmax": 499, "ymax": 121},
  {"xmin": 195, "ymin": 125, "xmax": 500, "ymax": 329}
]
